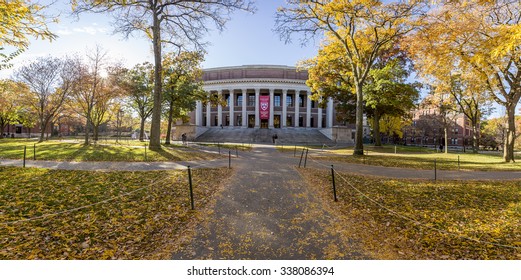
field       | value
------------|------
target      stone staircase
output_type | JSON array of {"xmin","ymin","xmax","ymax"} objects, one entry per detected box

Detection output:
[{"xmin": 195, "ymin": 127, "xmax": 336, "ymax": 145}]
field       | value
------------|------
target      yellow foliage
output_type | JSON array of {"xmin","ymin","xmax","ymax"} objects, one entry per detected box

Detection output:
[{"xmin": 0, "ymin": 0, "xmax": 56, "ymax": 49}]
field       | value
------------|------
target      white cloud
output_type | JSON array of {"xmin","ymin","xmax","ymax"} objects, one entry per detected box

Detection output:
[
  {"xmin": 72, "ymin": 26, "xmax": 109, "ymax": 35},
  {"xmin": 56, "ymin": 29, "xmax": 73, "ymax": 36}
]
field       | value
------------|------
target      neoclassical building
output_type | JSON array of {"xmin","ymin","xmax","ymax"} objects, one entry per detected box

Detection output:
[{"xmin": 191, "ymin": 65, "xmax": 336, "ymax": 130}]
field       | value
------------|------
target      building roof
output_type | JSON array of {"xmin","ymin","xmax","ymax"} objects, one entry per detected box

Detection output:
[{"xmin": 202, "ymin": 64, "xmax": 308, "ymax": 82}]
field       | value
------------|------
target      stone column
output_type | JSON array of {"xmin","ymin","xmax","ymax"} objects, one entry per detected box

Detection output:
[
  {"xmin": 282, "ymin": 89, "xmax": 287, "ymax": 128},
  {"xmin": 254, "ymin": 88, "xmax": 260, "ymax": 128},
  {"xmin": 317, "ymin": 100, "xmax": 323, "ymax": 129},
  {"xmin": 229, "ymin": 90, "xmax": 234, "ymax": 127},
  {"xmin": 306, "ymin": 91, "xmax": 312, "ymax": 128},
  {"xmin": 217, "ymin": 90, "xmax": 223, "ymax": 127},
  {"xmin": 327, "ymin": 97, "xmax": 334, "ymax": 128},
  {"xmin": 294, "ymin": 91, "xmax": 300, "ymax": 128},
  {"xmin": 206, "ymin": 97, "xmax": 211, "ymax": 128},
  {"xmin": 269, "ymin": 88, "xmax": 274, "ymax": 129},
  {"xmin": 242, "ymin": 89, "xmax": 247, "ymax": 128},
  {"xmin": 195, "ymin": 100, "xmax": 202, "ymax": 126}
]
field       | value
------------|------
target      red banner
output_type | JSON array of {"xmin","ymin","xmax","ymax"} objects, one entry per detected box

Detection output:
[{"xmin": 259, "ymin": 95, "xmax": 269, "ymax": 120}]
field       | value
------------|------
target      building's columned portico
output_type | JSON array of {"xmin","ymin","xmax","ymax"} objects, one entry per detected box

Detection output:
[{"xmin": 194, "ymin": 65, "xmax": 336, "ymax": 129}]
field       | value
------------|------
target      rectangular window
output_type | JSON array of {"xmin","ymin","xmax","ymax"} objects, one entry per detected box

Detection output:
[
  {"xmin": 299, "ymin": 95, "xmax": 304, "ymax": 107},
  {"xmin": 274, "ymin": 95, "xmax": 281, "ymax": 107},
  {"xmin": 248, "ymin": 94, "xmax": 255, "ymax": 106},
  {"xmin": 287, "ymin": 95, "xmax": 293, "ymax": 107},
  {"xmin": 237, "ymin": 95, "xmax": 242, "ymax": 107}
]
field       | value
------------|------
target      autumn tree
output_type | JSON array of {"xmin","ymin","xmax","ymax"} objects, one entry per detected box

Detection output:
[
  {"xmin": 364, "ymin": 56, "xmax": 419, "ymax": 146},
  {"xmin": 162, "ymin": 51, "xmax": 205, "ymax": 145},
  {"xmin": 69, "ymin": 46, "xmax": 118, "ymax": 144},
  {"xmin": 300, "ymin": 38, "xmax": 356, "ymax": 124},
  {"xmin": 276, "ymin": 0, "xmax": 426, "ymax": 155},
  {"xmin": 122, "ymin": 62, "xmax": 154, "ymax": 142},
  {"xmin": 481, "ymin": 117, "xmax": 505, "ymax": 151},
  {"xmin": 71, "ymin": 0, "xmax": 255, "ymax": 149},
  {"xmin": 406, "ymin": 0, "xmax": 521, "ymax": 161},
  {"xmin": 109, "ymin": 100, "xmax": 134, "ymax": 143},
  {"xmin": 15, "ymin": 57, "xmax": 74, "ymax": 142},
  {"xmin": 0, "ymin": 0, "xmax": 56, "ymax": 69},
  {"xmin": 90, "ymin": 81, "xmax": 119, "ymax": 141},
  {"xmin": 447, "ymin": 73, "xmax": 493, "ymax": 153},
  {"xmin": 0, "ymin": 79, "xmax": 27, "ymax": 138},
  {"xmin": 419, "ymin": 89, "xmax": 461, "ymax": 153},
  {"xmin": 379, "ymin": 115, "xmax": 410, "ymax": 144}
]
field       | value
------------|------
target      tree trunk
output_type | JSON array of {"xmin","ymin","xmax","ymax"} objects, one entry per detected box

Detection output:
[
  {"xmin": 444, "ymin": 127, "xmax": 448, "ymax": 154},
  {"xmin": 149, "ymin": 11, "xmax": 162, "ymax": 149},
  {"xmin": 471, "ymin": 124, "xmax": 479, "ymax": 154},
  {"xmin": 504, "ymin": 103, "xmax": 516, "ymax": 162},
  {"xmin": 373, "ymin": 110, "xmax": 382, "ymax": 146},
  {"xmin": 165, "ymin": 100, "xmax": 174, "ymax": 145},
  {"xmin": 39, "ymin": 120, "xmax": 46, "ymax": 143},
  {"xmin": 139, "ymin": 117, "xmax": 146, "ymax": 141},
  {"xmin": 353, "ymin": 83, "xmax": 364, "ymax": 155},
  {"xmin": 0, "ymin": 123, "xmax": 4, "ymax": 139},
  {"xmin": 93, "ymin": 125, "xmax": 99, "ymax": 141},
  {"xmin": 84, "ymin": 117, "xmax": 90, "ymax": 145}
]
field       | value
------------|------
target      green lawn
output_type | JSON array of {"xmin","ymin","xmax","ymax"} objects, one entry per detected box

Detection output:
[
  {"xmin": 196, "ymin": 142, "xmax": 253, "ymax": 152},
  {"xmin": 312, "ymin": 145, "xmax": 521, "ymax": 171},
  {"xmin": 0, "ymin": 166, "xmax": 231, "ymax": 259},
  {"xmin": 0, "ymin": 139, "xmax": 222, "ymax": 162},
  {"xmin": 300, "ymin": 169, "xmax": 521, "ymax": 260}
]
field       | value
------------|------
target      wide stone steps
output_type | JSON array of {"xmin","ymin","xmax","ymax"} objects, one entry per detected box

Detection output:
[{"xmin": 195, "ymin": 127, "xmax": 335, "ymax": 145}]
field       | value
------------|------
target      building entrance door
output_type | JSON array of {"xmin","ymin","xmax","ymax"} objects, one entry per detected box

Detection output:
[
  {"xmin": 274, "ymin": 115, "xmax": 281, "ymax": 128},
  {"xmin": 260, "ymin": 119, "xmax": 268, "ymax": 129},
  {"xmin": 248, "ymin": 115, "xmax": 255, "ymax": 128}
]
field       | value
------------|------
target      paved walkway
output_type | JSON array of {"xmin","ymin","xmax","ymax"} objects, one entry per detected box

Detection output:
[
  {"xmin": 1, "ymin": 145, "xmax": 520, "ymax": 180},
  {"xmin": 171, "ymin": 146, "xmax": 367, "ymax": 259},
  {"xmin": 0, "ymin": 158, "xmax": 228, "ymax": 171}
]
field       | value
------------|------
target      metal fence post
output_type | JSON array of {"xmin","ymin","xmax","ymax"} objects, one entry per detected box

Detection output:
[
  {"xmin": 304, "ymin": 148, "xmax": 309, "ymax": 168},
  {"xmin": 331, "ymin": 165, "xmax": 338, "ymax": 202},
  {"xmin": 23, "ymin": 146, "xmax": 26, "ymax": 168},
  {"xmin": 228, "ymin": 150, "xmax": 231, "ymax": 169},
  {"xmin": 434, "ymin": 159, "xmax": 437, "ymax": 181},
  {"xmin": 188, "ymin": 166, "xmax": 195, "ymax": 210},
  {"xmin": 298, "ymin": 148, "xmax": 305, "ymax": 168},
  {"xmin": 33, "ymin": 144, "xmax": 36, "ymax": 160}
]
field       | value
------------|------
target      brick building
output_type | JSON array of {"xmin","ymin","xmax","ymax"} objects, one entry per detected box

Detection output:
[{"xmin": 403, "ymin": 100, "xmax": 476, "ymax": 149}]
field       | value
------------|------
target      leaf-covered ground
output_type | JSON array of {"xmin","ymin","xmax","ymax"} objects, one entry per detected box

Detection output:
[
  {"xmin": 299, "ymin": 168, "xmax": 521, "ymax": 259},
  {"xmin": 0, "ymin": 139, "xmax": 222, "ymax": 162},
  {"xmin": 308, "ymin": 145, "xmax": 521, "ymax": 171},
  {"xmin": 0, "ymin": 166, "xmax": 232, "ymax": 259}
]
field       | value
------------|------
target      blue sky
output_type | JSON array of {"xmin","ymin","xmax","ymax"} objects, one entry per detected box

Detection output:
[
  {"xmin": 0, "ymin": 1, "xmax": 510, "ymax": 118},
  {"xmin": 0, "ymin": 1, "xmax": 318, "ymax": 78}
]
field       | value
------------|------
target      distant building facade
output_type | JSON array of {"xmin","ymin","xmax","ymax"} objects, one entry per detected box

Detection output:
[
  {"xmin": 403, "ymin": 100, "xmax": 477, "ymax": 148},
  {"xmin": 188, "ymin": 65, "xmax": 337, "ymax": 129}
]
